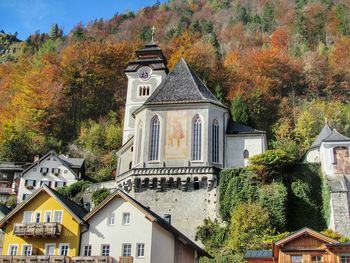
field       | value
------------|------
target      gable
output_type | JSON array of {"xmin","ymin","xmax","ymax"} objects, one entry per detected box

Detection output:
[{"xmin": 282, "ymin": 236, "xmax": 328, "ymax": 250}]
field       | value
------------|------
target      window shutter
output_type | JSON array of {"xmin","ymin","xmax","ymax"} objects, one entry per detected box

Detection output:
[
  {"xmin": 33, "ymin": 180, "xmax": 36, "ymax": 187},
  {"xmin": 25, "ymin": 180, "xmax": 28, "ymax": 186}
]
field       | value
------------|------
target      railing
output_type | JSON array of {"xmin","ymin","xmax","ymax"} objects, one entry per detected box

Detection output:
[
  {"xmin": 0, "ymin": 188, "xmax": 13, "ymax": 194},
  {"xmin": 119, "ymin": 257, "xmax": 133, "ymax": 263},
  {"xmin": 71, "ymin": 256, "xmax": 113, "ymax": 263},
  {"xmin": 13, "ymin": 222, "xmax": 62, "ymax": 237},
  {"xmin": 0, "ymin": 256, "xmax": 70, "ymax": 263}
]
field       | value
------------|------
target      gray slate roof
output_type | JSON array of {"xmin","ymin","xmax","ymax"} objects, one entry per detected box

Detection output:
[
  {"xmin": 59, "ymin": 154, "xmax": 85, "ymax": 168},
  {"xmin": 244, "ymin": 250, "xmax": 272, "ymax": 259},
  {"xmin": 323, "ymin": 129, "xmax": 350, "ymax": 142},
  {"xmin": 226, "ymin": 119, "xmax": 265, "ymax": 134},
  {"xmin": 310, "ymin": 124, "xmax": 332, "ymax": 149},
  {"xmin": 144, "ymin": 58, "xmax": 224, "ymax": 107}
]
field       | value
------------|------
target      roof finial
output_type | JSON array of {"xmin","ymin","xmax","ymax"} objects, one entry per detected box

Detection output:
[{"xmin": 151, "ymin": 26, "xmax": 156, "ymax": 43}]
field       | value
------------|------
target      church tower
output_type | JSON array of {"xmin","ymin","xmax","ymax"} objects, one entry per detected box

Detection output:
[{"xmin": 122, "ymin": 40, "xmax": 168, "ymax": 144}]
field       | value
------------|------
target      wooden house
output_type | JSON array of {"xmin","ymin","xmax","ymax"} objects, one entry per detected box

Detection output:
[{"xmin": 245, "ymin": 228, "xmax": 350, "ymax": 263}]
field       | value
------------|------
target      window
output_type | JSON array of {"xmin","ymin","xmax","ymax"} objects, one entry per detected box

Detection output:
[
  {"xmin": 138, "ymin": 85, "xmax": 150, "ymax": 97},
  {"xmin": 136, "ymin": 243, "xmax": 145, "ymax": 258},
  {"xmin": 122, "ymin": 244, "xmax": 132, "ymax": 257},
  {"xmin": 244, "ymin": 149, "xmax": 249, "ymax": 159},
  {"xmin": 101, "ymin": 245, "xmax": 110, "ymax": 256},
  {"xmin": 52, "ymin": 168, "xmax": 60, "ymax": 175},
  {"xmin": 8, "ymin": 245, "xmax": 18, "ymax": 256},
  {"xmin": 311, "ymin": 255, "xmax": 322, "ymax": 262},
  {"xmin": 291, "ymin": 255, "xmax": 303, "ymax": 262},
  {"xmin": 212, "ymin": 119, "xmax": 219, "ymax": 163},
  {"xmin": 55, "ymin": 181, "xmax": 66, "ymax": 188},
  {"xmin": 192, "ymin": 114, "xmax": 202, "ymax": 161},
  {"xmin": 128, "ymin": 162, "xmax": 132, "ymax": 170},
  {"xmin": 108, "ymin": 213, "xmax": 115, "ymax": 225},
  {"xmin": 23, "ymin": 211, "xmax": 32, "ymax": 223},
  {"xmin": 22, "ymin": 245, "xmax": 32, "ymax": 256},
  {"xmin": 40, "ymin": 167, "xmax": 49, "ymax": 174},
  {"xmin": 84, "ymin": 245, "xmax": 92, "ymax": 257},
  {"xmin": 136, "ymin": 122, "xmax": 143, "ymax": 164},
  {"xmin": 122, "ymin": 213, "xmax": 130, "ymax": 225},
  {"xmin": 54, "ymin": 211, "xmax": 63, "ymax": 223},
  {"xmin": 33, "ymin": 211, "xmax": 41, "ymax": 223},
  {"xmin": 25, "ymin": 180, "xmax": 36, "ymax": 187},
  {"xmin": 149, "ymin": 116, "xmax": 160, "ymax": 161},
  {"xmin": 45, "ymin": 244, "xmax": 55, "ymax": 256},
  {"xmin": 22, "ymin": 194, "xmax": 30, "ymax": 201},
  {"xmin": 59, "ymin": 244, "xmax": 69, "ymax": 256},
  {"xmin": 341, "ymin": 255, "xmax": 350, "ymax": 263},
  {"xmin": 44, "ymin": 211, "xmax": 52, "ymax": 223}
]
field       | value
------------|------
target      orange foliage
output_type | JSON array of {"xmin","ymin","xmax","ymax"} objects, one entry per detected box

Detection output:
[{"xmin": 271, "ymin": 27, "xmax": 288, "ymax": 50}]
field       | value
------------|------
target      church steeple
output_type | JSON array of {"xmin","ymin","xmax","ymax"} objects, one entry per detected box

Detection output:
[{"xmin": 122, "ymin": 39, "xmax": 168, "ymax": 144}]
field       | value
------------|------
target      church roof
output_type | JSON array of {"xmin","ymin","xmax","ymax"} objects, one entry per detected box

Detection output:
[
  {"xmin": 323, "ymin": 129, "xmax": 350, "ymax": 142},
  {"xmin": 144, "ymin": 58, "xmax": 225, "ymax": 107},
  {"xmin": 310, "ymin": 124, "xmax": 332, "ymax": 149},
  {"xmin": 226, "ymin": 120, "xmax": 265, "ymax": 134},
  {"xmin": 125, "ymin": 42, "xmax": 168, "ymax": 73}
]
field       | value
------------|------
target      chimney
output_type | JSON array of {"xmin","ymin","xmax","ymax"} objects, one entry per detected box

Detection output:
[
  {"xmin": 83, "ymin": 202, "xmax": 91, "ymax": 212},
  {"xmin": 33, "ymin": 156, "xmax": 39, "ymax": 162},
  {"xmin": 164, "ymin": 214, "xmax": 171, "ymax": 225}
]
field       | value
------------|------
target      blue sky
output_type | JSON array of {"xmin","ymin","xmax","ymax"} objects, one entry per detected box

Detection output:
[{"xmin": 0, "ymin": 0, "xmax": 166, "ymax": 40}]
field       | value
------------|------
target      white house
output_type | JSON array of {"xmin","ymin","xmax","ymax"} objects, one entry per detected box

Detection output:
[
  {"xmin": 78, "ymin": 190, "xmax": 208, "ymax": 263},
  {"xmin": 17, "ymin": 151, "xmax": 85, "ymax": 203},
  {"xmin": 304, "ymin": 124, "xmax": 350, "ymax": 238}
]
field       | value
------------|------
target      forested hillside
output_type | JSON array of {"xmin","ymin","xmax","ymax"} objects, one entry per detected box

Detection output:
[{"xmin": 0, "ymin": 0, "xmax": 350, "ymax": 182}]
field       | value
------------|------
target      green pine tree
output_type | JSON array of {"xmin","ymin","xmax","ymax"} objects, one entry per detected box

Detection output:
[{"xmin": 230, "ymin": 94, "xmax": 249, "ymax": 124}]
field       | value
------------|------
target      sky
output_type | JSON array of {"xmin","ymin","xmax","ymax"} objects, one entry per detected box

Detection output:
[{"xmin": 0, "ymin": 0, "xmax": 166, "ymax": 40}]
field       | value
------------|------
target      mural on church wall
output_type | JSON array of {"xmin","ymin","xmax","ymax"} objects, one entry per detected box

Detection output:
[
  {"xmin": 333, "ymin": 146, "xmax": 350, "ymax": 174},
  {"xmin": 165, "ymin": 111, "xmax": 188, "ymax": 159}
]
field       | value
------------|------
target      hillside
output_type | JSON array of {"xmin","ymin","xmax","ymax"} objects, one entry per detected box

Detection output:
[{"xmin": 0, "ymin": 0, "xmax": 350, "ymax": 182}]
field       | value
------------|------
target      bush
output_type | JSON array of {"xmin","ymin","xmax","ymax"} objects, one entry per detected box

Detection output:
[
  {"xmin": 258, "ymin": 182, "xmax": 288, "ymax": 232},
  {"xmin": 248, "ymin": 149, "xmax": 295, "ymax": 182},
  {"xmin": 321, "ymin": 229, "xmax": 350, "ymax": 242},
  {"xmin": 92, "ymin": 188, "xmax": 110, "ymax": 206},
  {"xmin": 57, "ymin": 180, "xmax": 92, "ymax": 198}
]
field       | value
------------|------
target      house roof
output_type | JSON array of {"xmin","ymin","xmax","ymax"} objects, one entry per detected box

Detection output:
[
  {"xmin": 21, "ymin": 150, "xmax": 82, "ymax": 179},
  {"xmin": 84, "ymin": 189, "xmax": 210, "ymax": 258},
  {"xmin": 323, "ymin": 129, "xmax": 350, "ymax": 143},
  {"xmin": 244, "ymin": 250, "xmax": 272, "ymax": 259},
  {"xmin": 310, "ymin": 124, "xmax": 332, "ymax": 149},
  {"xmin": 0, "ymin": 204, "xmax": 11, "ymax": 216},
  {"xmin": 115, "ymin": 136, "xmax": 134, "ymax": 157},
  {"xmin": 226, "ymin": 119, "xmax": 265, "ymax": 134},
  {"xmin": 0, "ymin": 185, "xmax": 88, "ymax": 227},
  {"xmin": 144, "ymin": 58, "xmax": 224, "ymax": 108},
  {"xmin": 58, "ymin": 155, "xmax": 85, "ymax": 169}
]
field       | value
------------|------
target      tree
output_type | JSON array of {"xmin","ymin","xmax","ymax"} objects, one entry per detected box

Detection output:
[
  {"xmin": 228, "ymin": 202, "xmax": 272, "ymax": 253},
  {"xmin": 49, "ymin": 24, "xmax": 63, "ymax": 40},
  {"xmin": 261, "ymin": 3, "xmax": 276, "ymax": 32},
  {"xmin": 230, "ymin": 93, "xmax": 249, "ymax": 124}
]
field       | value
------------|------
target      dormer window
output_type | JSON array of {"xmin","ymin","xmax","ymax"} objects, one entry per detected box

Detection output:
[{"xmin": 138, "ymin": 85, "xmax": 150, "ymax": 97}]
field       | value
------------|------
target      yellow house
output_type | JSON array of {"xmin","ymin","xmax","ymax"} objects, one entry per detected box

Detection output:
[{"xmin": 0, "ymin": 185, "xmax": 88, "ymax": 258}]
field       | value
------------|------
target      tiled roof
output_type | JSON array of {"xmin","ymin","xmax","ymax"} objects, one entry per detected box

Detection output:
[
  {"xmin": 244, "ymin": 250, "xmax": 272, "ymax": 259},
  {"xmin": 144, "ymin": 58, "xmax": 224, "ymax": 107},
  {"xmin": 226, "ymin": 119, "xmax": 265, "ymax": 134},
  {"xmin": 310, "ymin": 124, "xmax": 332, "ymax": 149},
  {"xmin": 59, "ymin": 155, "xmax": 85, "ymax": 168},
  {"xmin": 323, "ymin": 129, "xmax": 350, "ymax": 142}
]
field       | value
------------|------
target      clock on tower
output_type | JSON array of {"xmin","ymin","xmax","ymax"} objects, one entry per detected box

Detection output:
[{"xmin": 138, "ymin": 66, "xmax": 152, "ymax": 81}]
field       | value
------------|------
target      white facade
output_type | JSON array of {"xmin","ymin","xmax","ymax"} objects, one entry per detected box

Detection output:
[
  {"xmin": 80, "ymin": 191, "xmax": 203, "ymax": 263},
  {"xmin": 123, "ymin": 69, "xmax": 167, "ymax": 144},
  {"xmin": 17, "ymin": 152, "xmax": 81, "ymax": 203}
]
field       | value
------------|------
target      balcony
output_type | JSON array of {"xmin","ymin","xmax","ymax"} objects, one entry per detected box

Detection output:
[
  {"xmin": 13, "ymin": 223, "xmax": 62, "ymax": 237},
  {"xmin": 71, "ymin": 256, "xmax": 113, "ymax": 263},
  {"xmin": 118, "ymin": 257, "xmax": 133, "ymax": 263},
  {"xmin": 0, "ymin": 256, "xmax": 70, "ymax": 263}
]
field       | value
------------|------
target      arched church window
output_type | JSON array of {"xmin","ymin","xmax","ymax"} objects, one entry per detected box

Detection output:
[
  {"xmin": 243, "ymin": 149, "xmax": 249, "ymax": 159},
  {"xmin": 149, "ymin": 116, "xmax": 160, "ymax": 161},
  {"xmin": 192, "ymin": 114, "xmax": 202, "ymax": 161},
  {"xmin": 136, "ymin": 121, "xmax": 143, "ymax": 164},
  {"xmin": 212, "ymin": 119, "xmax": 219, "ymax": 163}
]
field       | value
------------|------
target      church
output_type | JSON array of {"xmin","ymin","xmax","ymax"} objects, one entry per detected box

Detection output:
[{"xmin": 89, "ymin": 39, "xmax": 267, "ymax": 243}]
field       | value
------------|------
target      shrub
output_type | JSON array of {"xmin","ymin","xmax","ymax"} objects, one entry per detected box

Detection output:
[
  {"xmin": 57, "ymin": 180, "xmax": 92, "ymax": 198},
  {"xmin": 92, "ymin": 188, "xmax": 110, "ymax": 206}
]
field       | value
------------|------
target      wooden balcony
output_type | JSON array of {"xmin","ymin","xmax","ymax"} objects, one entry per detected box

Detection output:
[
  {"xmin": 0, "ymin": 256, "xmax": 70, "ymax": 263},
  {"xmin": 13, "ymin": 223, "xmax": 62, "ymax": 237},
  {"xmin": 71, "ymin": 257, "xmax": 113, "ymax": 263},
  {"xmin": 118, "ymin": 257, "xmax": 133, "ymax": 263}
]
